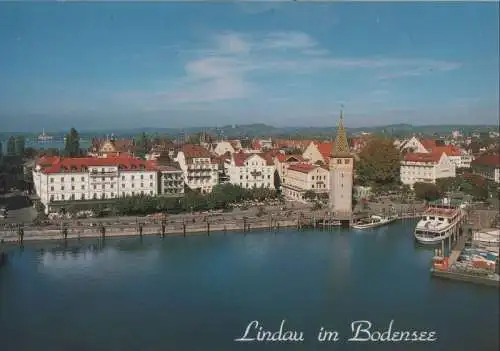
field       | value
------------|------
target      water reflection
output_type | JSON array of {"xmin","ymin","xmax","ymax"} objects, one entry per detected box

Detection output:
[{"xmin": 37, "ymin": 239, "xmax": 160, "ymax": 279}]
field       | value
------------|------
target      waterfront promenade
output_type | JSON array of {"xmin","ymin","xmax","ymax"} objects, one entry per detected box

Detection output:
[{"xmin": 0, "ymin": 207, "xmax": 426, "ymax": 243}]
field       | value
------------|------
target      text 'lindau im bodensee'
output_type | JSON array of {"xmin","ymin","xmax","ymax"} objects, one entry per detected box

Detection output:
[{"xmin": 234, "ymin": 320, "xmax": 438, "ymax": 343}]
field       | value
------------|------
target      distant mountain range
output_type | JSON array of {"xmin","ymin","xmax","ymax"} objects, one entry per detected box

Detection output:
[{"xmin": 2, "ymin": 123, "xmax": 498, "ymax": 141}]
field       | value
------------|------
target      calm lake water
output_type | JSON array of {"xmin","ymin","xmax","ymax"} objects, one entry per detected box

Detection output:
[{"xmin": 1, "ymin": 221, "xmax": 498, "ymax": 351}]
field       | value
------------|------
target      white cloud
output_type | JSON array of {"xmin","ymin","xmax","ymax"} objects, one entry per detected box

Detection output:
[{"xmin": 117, "ymin": 31, "xmax": 461, "ymax": 107}]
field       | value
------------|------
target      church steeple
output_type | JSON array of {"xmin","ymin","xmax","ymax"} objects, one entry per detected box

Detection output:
[{"xmin": 332, "ymin": 107, "xmax": 350, "ymax": 156}]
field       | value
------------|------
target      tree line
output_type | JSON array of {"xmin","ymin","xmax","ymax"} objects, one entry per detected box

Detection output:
[
  {"xmin": 412, "ymin": 174, "xmax": 496, "ymax": 202},
  {"xmin": 56, "ymin": 184, "xmax": 281, "ymax": 217}
]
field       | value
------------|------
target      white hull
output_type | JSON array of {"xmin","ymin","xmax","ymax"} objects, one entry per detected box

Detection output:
[
  {"xmin": 415, "ymin": 233, "xmax": 451, "ymax": 245},
  {"xmin": 352, "ymin": 217, "xmax": 398, "ymax": 230},
  {"xmin": 414, "ymin": 208, "xmax": 465, "ymax": 245}
]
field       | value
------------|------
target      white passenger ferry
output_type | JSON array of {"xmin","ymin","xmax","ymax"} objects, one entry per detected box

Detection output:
[{"xmin": 414, "ymin": 203, "xmax": 466, "ymax": 245}]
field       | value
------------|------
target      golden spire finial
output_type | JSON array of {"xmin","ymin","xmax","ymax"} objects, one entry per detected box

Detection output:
[{"xmin": 332, "ymin": 106, "xmax": 349, "ymax": 156}]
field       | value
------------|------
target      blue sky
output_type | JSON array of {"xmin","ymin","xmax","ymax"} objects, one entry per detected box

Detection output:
[{"xmin": 0, "ymin": 1, "xmax": 498, "ymax": 131}]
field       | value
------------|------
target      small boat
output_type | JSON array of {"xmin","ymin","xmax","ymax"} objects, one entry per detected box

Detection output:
[
  {"xmin": 317, "ymin": 219, "xmax": 342, "ymax": 228},
  {"xmin": 351, "ymin": 215, "xmax": 398, "ymax": 230}
]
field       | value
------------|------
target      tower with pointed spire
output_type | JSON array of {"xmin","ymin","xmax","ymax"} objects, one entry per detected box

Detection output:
[{"xmin": 329, "ymin": 107, "xmax": 354, "ymax": 224}]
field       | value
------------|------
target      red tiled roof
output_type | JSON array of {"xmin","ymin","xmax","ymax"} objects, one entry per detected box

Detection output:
[
  {"xmin": 420, "ymin": 139, "xmax": 436, "ymax": 151},
  {"xmin": 287, "ymin": 163, "xmax": 316, "ymax": 173},
  {"xmin": 276, "ymin": 154, "xmax": 304, "ymax": 163},
  {"xmin": 403, "ymin": 152, "xmax": 443, "ymax": 163},
  {"xmin": 315, "ymin": 142, "xmax": 334, "ymax": 161},
  {"xmin": 156, "ymin": 164, "xmax": 182, "ymax": 172},
  {"xmin": 38, "ymin": 156, "xmax": 60, "ymax": 167},
  {"xmin": 39, "ymin": 155, "xmax": 158, "ymax": 174},
  {"xmin": 232, "ymin": 152, "xmax": 274, "ymax": 167},
  {"xmin": 274, "ymin": 139, "xmax": 314, "ymax": 150},
  {"xmin": 91, "ymin": 138, "xmax": 135, "ymax": 153},
  {"xmin": 181, "ymin": 144, "xmax": 212, "ymax": 159},
  {"xmin": 262, "ymin": 149, "xmax": 280, "ymax": 159},
  {"xmin": 472, "ymin": 154, "xmax": 500, "ymax": 167},
  {"xmin": 432, "ymin": 145, "xmax": 462, "ymax": 157},
  {"xmin": 419, "ymin": 139, "xmax": 462, "ymax": 157}
]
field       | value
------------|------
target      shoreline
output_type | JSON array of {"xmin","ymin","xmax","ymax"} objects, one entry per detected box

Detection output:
[
  {"xmin": 0, "ymin": 216, "xmax": 422, "ymax": 246},
  {"xmin": 0, "ymin": 219, "xmax": 301, "ymax": 245},
  {"xmin": 0, "ymin": 215, "xmax": 426, "ymax": 246}
]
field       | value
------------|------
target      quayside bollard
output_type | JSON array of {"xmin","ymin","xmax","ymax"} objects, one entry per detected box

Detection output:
[
  {"xmin": 207, "ymin": 221, "xmax": 210, "ymax": 236},
  {"xmin": 223, "ymin": 225, "xmax": 227, "ymax": 235},
  {"xmin": 63, "ymin": 227, "xmax": 68, "ymax": 241},
  {"xmin": 138, "ymin": 223, "xmax": 143, "ymax": 237},
  {"xmin": 243, "ymin": 218, "xmax": 247, "ymax": 236},
  {"xmin": 161, "ymin": 220, "xmax": 166, "ymax": 238},
  {"xmin": 17, "ymin": 225, "xmax": 24, "ymax": 246},
  {"xmin": 100, "ymin": 225, "xmax": 106, "ymax": 240}
]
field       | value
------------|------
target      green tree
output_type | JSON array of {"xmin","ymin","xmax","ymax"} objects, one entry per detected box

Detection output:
[
  {"xmin": 413, "ymin": 182, "xmax": 441, "ymax": 202},
  {"xmin": 24, "ymin": 147, "xmax": 38, "ymax": 159},
  {"xmin": 356, "ymin": 137, "xmax": 401, "ymax": 186},
  {"xmin": 273, "ymin": 170, "xmax": 282, "ymax": 191},
  {"xmin": 64, "ymin": 128, "xmax": 80, "ymax": 157},
  {"xmin": 435, "ymin": 177, "xmax": 461, "ymax": 194}
]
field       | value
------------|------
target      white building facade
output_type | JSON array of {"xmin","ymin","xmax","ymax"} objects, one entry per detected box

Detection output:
[
  {"xmin": 32, "ymin": 156, "xmax": 159, "ymax": 214},
  {"xmin": 227, "ymin": 153, "xmax": 275, "ymax": 189},
  {"xmin": 282, "ymin": 164, "xmax": 329, "ymax": 201},
  {"xmin": 400, "ymin": 152, "xmax": 456, "ymax": 187},
  {"xmin": 175, "ymin": 145, "xmax": 219, "ymax": 193},
  {"xmin": 158, "ymin": 166, "xmax": 185, "ymax": 196}
]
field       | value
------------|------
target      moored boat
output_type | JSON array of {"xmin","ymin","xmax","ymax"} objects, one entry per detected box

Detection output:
[
  {"xmin": 351, "ymin": 215, "xmax": 398, "ymax": 230},
  {"xmin": 414, "ymin": 203, "xmax": 466, "ymax": 245}
]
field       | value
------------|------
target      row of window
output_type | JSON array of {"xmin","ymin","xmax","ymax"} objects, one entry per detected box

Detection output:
[
  {"xmin": 311, "ymin": 175, "xmax": 326, "ymax": 180},
  {"xmin": 240, "ymin": 167, "xmax": 273, "ymax": 173},
  {"xmin": 239, "ymin": 175, "xmax": 271, "ymax": 180},
  {"xmin": 49, "ymin": 174, "xmax": 155, "ymax": 183},
  {"xmin": 244, "ymin": 162, "xmax": 267, "ymax": 167},
  {"xmin": 49, "ymin": 182, "xmax": 155, "ymax": 192},
  {"xmin": 49, "ymin": 190, "xmax": 155, "ymax": 202},
  {"xmin": 238, "ymin": 182, "xmax": 272, "ymax": 188},
  {"xmin": 311, "ymin": 184, "xmax": 327, "ymax": 189}
]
